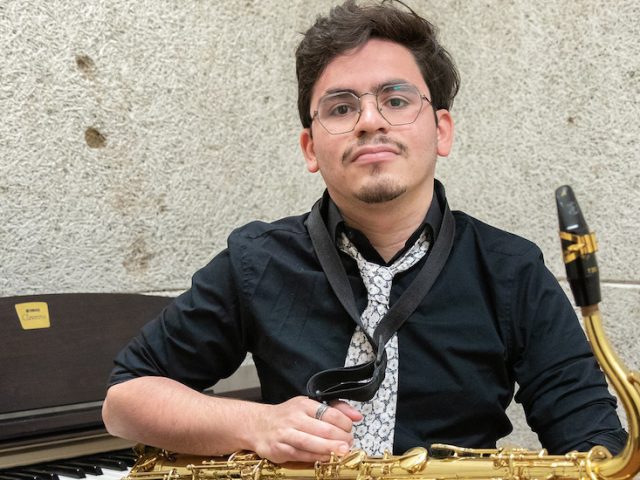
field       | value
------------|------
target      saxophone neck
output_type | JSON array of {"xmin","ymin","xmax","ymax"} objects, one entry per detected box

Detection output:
[{"xmin": 582, "ymin": 308, "xmax": 640, "ymax": 480}]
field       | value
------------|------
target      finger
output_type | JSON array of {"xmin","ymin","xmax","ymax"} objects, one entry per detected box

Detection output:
[
  {"xmin": 315, "ymin": 406, "xmax": 356, "ymax": 434},
  {"xmin": 313, "ymin": 402, "xmax": 330, "ymax": 421},
  {"xmin": 307, "ymin": 415, "xmax": 355, "ymax": 445},
  {"xmin": 277, "ymin": 399, "xmax": 354, "ymax": 443},
  {"xmin": 265, "ymin": 443, "xmax": 336, "ymax": 464},
  {"xmin": 329, "ymin": 400, "xmax": 363, "ymax": 422},
  {"xmin": 285, "ymin": 428, "xmax": 351, "ymax": 457}
]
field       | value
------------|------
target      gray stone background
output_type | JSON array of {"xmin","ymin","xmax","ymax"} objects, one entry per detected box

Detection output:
[{"xmin": 1, "ymin": 1, "xmax": 638, "ymax": 450}]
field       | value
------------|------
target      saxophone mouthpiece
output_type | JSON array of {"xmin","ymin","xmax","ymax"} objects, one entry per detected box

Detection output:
[
  {"xmin": 555, "ymin": 185, "xmax": 601, "ymax": 307},
  {"xmin": 556, "ymin": 185, "xmax": 589, "ymax": 234}
]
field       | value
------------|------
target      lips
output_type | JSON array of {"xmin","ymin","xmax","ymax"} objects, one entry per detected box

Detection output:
[{"xmin": 350, "ymin": 145, "xmax": 400, "ymax": 164}]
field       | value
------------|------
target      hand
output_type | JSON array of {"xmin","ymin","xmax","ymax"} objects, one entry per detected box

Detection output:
[{"xmin": 246, "ymin": 396, "xmax": 362, "ymax": 463}]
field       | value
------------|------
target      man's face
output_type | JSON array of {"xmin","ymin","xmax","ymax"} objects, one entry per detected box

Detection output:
[{"xmin": 300, "ymin": 38, "xmax": 453, "ymax": 210}]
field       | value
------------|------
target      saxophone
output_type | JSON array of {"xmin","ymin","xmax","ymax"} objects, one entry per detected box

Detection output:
[{"xmin": 125, "ymin": 186, "xmax": 640, "ymax": 480}]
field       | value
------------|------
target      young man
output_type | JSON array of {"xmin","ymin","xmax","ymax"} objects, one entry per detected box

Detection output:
[{"xmin": 102, "ymin": 0, "xmax": 626, "ymax": 464}]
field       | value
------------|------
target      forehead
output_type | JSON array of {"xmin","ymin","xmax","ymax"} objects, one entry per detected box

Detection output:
[{"xmin": 311, "ymin": 38, "xmax": 427, "ymax": 104}]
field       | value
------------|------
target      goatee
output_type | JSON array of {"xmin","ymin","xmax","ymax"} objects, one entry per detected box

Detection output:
[{"xmin": 355, "ymin": 177, "xmax": 407, "ymax": 204}]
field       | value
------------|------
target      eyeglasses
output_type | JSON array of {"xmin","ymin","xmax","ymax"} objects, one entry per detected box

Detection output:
[{"xmin": 311, "ymin": 83, "xmax": 432, "ymax": 135}]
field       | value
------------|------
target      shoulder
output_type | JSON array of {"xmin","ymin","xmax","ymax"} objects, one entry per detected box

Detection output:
[
  {"xmin": 224, "ymin": 212, "xmax": 318, "ymax": 298},
  {"xmin": 228, "ymin": 212, "xmax": 311, "ymax": 246},
  {"xmin": 452, "ymin": 210, "xmax": 541, "ymax": 261},
  {"xmin": 225, "ymin": 212, "xmax": 317, "ymax": 272}
]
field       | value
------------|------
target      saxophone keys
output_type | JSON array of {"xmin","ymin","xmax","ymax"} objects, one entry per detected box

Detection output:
[
  {"xmin": 398, "ymin": 447, "xmax": 428, "ymax": 473},
  {"xmin": 338, "ymin": 450, "xmax": 366, "ymax": 469}
]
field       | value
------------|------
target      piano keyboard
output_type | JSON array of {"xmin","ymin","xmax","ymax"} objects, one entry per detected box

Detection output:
[{"xmin": 0, "ymin": 449, "xmax": 135, "ymax": 480}]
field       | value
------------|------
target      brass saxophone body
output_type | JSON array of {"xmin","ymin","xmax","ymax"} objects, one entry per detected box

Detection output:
[
  {"xmin": 126, "ymin": 444, "xmax": 610, "ymax": 480},
  {"xmin": 125, "ymin": 187, "xmax": 640, "ymax": 480}
]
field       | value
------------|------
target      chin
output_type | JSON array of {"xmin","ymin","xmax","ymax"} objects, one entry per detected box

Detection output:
[{"xmin": 355, "ymin": 182, "xmax": 407, "ymax": 204}]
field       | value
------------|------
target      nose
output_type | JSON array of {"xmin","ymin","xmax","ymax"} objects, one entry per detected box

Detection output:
[{"xmin": 355, "ymin": 94, "xmax": 388, "ymax": 135}]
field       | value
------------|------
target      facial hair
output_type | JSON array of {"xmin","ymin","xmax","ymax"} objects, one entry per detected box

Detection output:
[
  {"xmin": 355, "ymin": 170, "xmax": 407, "ymax": 204},
  {"xmin": 345, "ymin": 135, "xmax": 409, "ymax": 204}
]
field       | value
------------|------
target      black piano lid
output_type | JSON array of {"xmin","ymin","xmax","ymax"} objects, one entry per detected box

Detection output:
[{"xmin": 0, "ymin": 293, "xmax": 173, "ymax": 445}]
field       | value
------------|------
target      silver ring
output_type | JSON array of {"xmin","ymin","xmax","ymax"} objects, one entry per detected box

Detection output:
[{"xmin": 315, "ymin": 403, "xmax": 330, "ymax": 420}]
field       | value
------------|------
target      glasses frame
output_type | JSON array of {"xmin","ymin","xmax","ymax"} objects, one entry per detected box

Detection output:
[{"xmin": 311, "ymin": 83, "xmax": 433, "ymax": 135}]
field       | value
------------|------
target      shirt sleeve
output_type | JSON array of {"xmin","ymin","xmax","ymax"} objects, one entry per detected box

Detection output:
[
  {"xmin": 107, "ymin": 248, "xmax": 248, "ymax": 391},
  {"xmin": 510, "ymin": 246, "xmax": 627, "ymax": 454}
]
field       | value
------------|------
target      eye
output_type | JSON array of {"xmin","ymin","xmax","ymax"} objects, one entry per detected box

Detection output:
[
  {"xmin": 385, "ymin": 96, "xmax": 410, "ymax": 109},
  {"xmin": 379, "ymin": 84, "xmax": 419, "ymax": 110},
  {"xmin": 329, "ymin": 103, "xmax": 356, "ymax": 117},
  {"xmin": 319, "ymin": 93, "xmax": 359, "ymax": 118}
]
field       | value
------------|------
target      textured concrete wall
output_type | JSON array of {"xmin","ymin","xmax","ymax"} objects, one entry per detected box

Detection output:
[{"xmin": 1, "ymin": 1, "xmax": 638, "ymax": 450}]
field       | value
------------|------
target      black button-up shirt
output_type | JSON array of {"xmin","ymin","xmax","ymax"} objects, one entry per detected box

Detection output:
[{"xmin": 109, "ymin": 182, "xmax": 626, "ymax": 455}]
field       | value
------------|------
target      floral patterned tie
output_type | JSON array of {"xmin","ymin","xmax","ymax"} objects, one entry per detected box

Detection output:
[{"xmin": 338, "ymin": 231, "xmax": 429, "ymax": 454}]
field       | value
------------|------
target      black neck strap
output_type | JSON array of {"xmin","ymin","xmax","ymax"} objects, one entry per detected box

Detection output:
[{"xmin": 305, "ymin": 187, "xmax": 456, "ymax": 402}]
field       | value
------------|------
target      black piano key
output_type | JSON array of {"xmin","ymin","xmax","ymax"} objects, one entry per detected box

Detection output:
[
  {"xmin": 2, "ymin": 474, "xmax": 43, "ymax": 480},
  {"xmin": 99, "ymin": 450, "xmax": 135, "ymax": 460},
  {"xmin": 2, "ymin": 448, "xmax": 135, "ymax": 480},
  {"xmin": 102, "ymin": 455, "xmax": 135, "ymax": 467},
  {"xmin": 19, "ymin": 470, "xmax": 59, "ymax": 480},
  {"xmin": 75, "ymin": 458, "xmax": 126, "ymax": 472},
  {"xmin": 37, "ymin": 466, "xmax": 85, "ymax": 479},
  {"xmin": 0, "ymin": 472, "xmax": 32, "ymax": 480},
  {"xmin": 56, "ymin": 462, "xmax": 102, "ymax": 476},
  {"xmin": 111, "ymin": 449, "xmax": 136, "ymax": 458}
]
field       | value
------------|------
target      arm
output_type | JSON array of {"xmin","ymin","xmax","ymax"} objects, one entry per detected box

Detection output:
[
  {"xmin": 510, "ymin": 247, "xmax": 626, "ymax": 454},
  {"xmin": 102, "ymin": 376, "xmax": 360, "ymax": 463},
  {"xmin": 103, "ymin": 248, "xmax": 362, "ymax": 463}
]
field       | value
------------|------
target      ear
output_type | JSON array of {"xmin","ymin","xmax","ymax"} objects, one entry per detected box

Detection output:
[
  {"xmin": 435, "ymin": 109, "xmax": 454, "ymax": 157},
  {"xmin": 300, "ymin": 128, "xmax": 319, "ymax": 173}
]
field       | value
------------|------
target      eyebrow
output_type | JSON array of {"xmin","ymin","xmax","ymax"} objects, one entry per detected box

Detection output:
[{"xmin": 322, "ymin": 79, "xmax": 411, "ymax": 97}]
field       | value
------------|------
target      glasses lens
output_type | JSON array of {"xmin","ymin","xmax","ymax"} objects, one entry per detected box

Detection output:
[
  {"xmin": 377, "ymin": 84, "xmax": 422, "ymax": 126},
  {"xmin": 317, "ymin": 92, "xmax": 360, "ymax": 134}
]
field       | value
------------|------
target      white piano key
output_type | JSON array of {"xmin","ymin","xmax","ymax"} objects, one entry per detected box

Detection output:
[
  {"xmin": 94, "ymin": 468, "xmax": 130, "ymax": 480},
  {"xmin": 57, "ymin": 468, "xmax": 130, "ymax": 480}
]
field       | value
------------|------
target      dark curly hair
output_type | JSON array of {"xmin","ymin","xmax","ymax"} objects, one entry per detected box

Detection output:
[{"xmin": 295, "ymin": 0, "xmax": 460, "ymax": 129}]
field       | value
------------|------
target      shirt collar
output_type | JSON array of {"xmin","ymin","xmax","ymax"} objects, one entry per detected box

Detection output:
[{"xmin": 321, "ymin": 180, "xmax": 446, "ymax": 266}]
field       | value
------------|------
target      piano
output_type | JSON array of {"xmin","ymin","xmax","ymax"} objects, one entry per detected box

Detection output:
[{"xmin": 0, "ymin": 293, "xmax": 261, "ymax": 480}]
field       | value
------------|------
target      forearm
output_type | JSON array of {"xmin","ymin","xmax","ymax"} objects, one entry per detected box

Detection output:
[
  {"xmin": 102, "ymin": 376, "xmax": 261, "ymax": 456},
  {"xmin": 102, "ymin": 376, "xmax": 361, "ymax": 463}
]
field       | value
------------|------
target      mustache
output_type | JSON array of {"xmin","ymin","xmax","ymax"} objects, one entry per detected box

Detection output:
[{"xmin": 342, "ymin": 135, "xmax": 408, "ymax": 164}]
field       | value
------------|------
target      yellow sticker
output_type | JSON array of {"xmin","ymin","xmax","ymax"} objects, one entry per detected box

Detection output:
[{"xmin": 15, "ymin": 302, "xmax": 51, "ymax": 330}]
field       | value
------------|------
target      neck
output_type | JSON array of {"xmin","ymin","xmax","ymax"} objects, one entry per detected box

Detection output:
[{"xmin": 336, "ymin": 188, "xmax": 433, "ymax": 263}]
